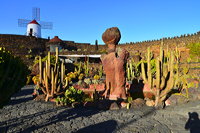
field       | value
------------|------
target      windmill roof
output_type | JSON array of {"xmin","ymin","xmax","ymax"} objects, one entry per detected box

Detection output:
[
  {"xmin": 29, "ymin": 20, "xmax": 40, "ymax": 25},
  {"xmin": 49, "ymin": 36, "xmax": 62, "ymax": 43}
]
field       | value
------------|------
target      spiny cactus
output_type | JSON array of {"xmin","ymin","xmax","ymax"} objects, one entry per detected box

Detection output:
[
  {"xmin": 126, "ymin": 57, "xmax": 141, "ymax": 83},
  {"xmin": 38, "ymin": 47, "xmax": 68, "ymax": 101},
  {"xmin": 83, "ymin": 58, "xmax": 89, "ymax": 77},
  {"xmin": 141, "ymin": 47, "xmax": 153, "ymax": 88},
  {"xmin": 141, "ymin": 44, "xmax": 177, "ymax": 107},
  {"xmin": 98, "ymin": 64, "xmax": 103, "ymax": 78}
]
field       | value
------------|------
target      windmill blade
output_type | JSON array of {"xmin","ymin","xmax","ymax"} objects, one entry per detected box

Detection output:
[
  {"xmin": 18, "ymin": 19, "xmax": 31, "ymax": 27},
  {"xmin": 40, "ymin": 21, "xmax": 53, "ymax": 29},
  {"xmin": 32, "ymin": 7, "xmax": 40, "ymax": 21}
]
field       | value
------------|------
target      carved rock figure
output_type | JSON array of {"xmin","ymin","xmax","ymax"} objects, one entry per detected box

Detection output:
[{"xmin": 101, "ymin": 27, "xmax": 129, "ymax": 100}]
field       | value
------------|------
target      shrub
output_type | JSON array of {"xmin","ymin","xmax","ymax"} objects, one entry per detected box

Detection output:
[
  {"xmin": 187, "ymin": 43, "xmax": 200, "ymax": 61},
  {"xmin": 0, "ymin": 47, "xmax": 28, "ymax": 107}
]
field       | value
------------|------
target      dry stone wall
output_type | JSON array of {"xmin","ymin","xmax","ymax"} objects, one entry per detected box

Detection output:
[{"xmin": 0, "ymin": 32, "xmax": 200, "ymax": 65}]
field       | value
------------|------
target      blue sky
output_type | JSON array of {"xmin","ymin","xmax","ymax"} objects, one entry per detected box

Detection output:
[{"xmin": 0, "ymin": 0, "xmax": 200, "ymax": 44}]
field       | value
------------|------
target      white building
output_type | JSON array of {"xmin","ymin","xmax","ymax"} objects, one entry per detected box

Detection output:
[{"xmin": 26, "ymin": 20, "xmax": 41, "ymax": 38}]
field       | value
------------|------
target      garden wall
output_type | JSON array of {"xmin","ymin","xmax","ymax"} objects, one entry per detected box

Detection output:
[{"xmin": 0, "ymin": 31, "xmax": 200, "ymax": 65}]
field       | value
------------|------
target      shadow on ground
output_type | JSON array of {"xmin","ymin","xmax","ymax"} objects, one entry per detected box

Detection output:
[
  {"xmin": 0, "ymin": 104, "xmax": 156, "ymax": 133},
  {"xmin": 185, "ymin": 112, "xmax": 200, "ymax": 133},
  {"xmin": 0, "ymin": 106, "xmax": 102, "ymax": 133},
  {"xmin": 76, "ymin": 107, "xmax": 156, "ymax": 133},
  {"xmin": 0, "ymin": 85, "xmax": 157, "ymax": 133},
  {"xmin": 0, "ymin": 86, "xmax": 34, "ymax": 108},
  {"xmin": 76, "ymin": 120, "xmax": 118, "ymax": 133}
]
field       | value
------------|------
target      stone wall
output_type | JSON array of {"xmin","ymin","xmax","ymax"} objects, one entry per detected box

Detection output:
[
  {"xmin": 0, "ymin": 31, "xmax": 200, "ymax": 65},
  {"xmin": 0, "ymin": 34, "xmax": 47, "ymax": 65}
]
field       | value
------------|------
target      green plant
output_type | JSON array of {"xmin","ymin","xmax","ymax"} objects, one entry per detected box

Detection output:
[
  {"xmin": 98, "ymin": 65, "xmax": 103, "ymax": 78},
  {"xmin": 55, "ymin": 96, "xmax": 67, "ymax": 106},
  {"xmin": 26, "ymin": 75, "xmax": 32, "ymax": 85},
  {"xmin": 25, "ymin": 54, "xmax": 33, "ymax": 59},
  {"xmin": 56, "ymin": 86, "xmax": 85, "ymax": 106},
  {"xmin": 173, "ymin": 65, "xmax": 196, "ymax": 98},
  {"xmin": 33, "ymin": 54, "xmax": 59, "ymax": 66},
  {"xmin": 84, "ymin": 78, "xmax": 91, "ymax": 85},
  {"xmin": 78, "ymin": 73, "xmax": 84, "ymax": 80},
  {"xmin": 77, "ymin": 80, "xmax": 83, "ymax": 85},
  {"xmin": 37, "ymin": 48, "xmax": 67, "ymax": 101},
  {"xmin": 99, "ymin": 49, "xmax": 107, "ymax": 54},
  {"xmin": 141, "ymin": 45, "xmax": 176, "ymax": 107},
  {"xmin": 92, "ymin": 74, "xmax": 101, "ymax": 84},
  {"xmin": 94, "ymin": 74, "xmax": 100, "ymax": 80},
  {"xmin": 0, "ymin": 47, "xmax": 28, "ymax": 107},
  {"xmin": 74, "ymin": 62, "xmax": 83, "ymax": 75},
  {"xmin": 126, "ymin": 96, "xmax": 133, "ymax": 109},
  {"xmin": 65, "ymin": 86, "xmax": 84, "ymax": 103},
  {"xmin": 83, "ymin": 58, "xmax": 89, "ymax": 77},
  {"xmin": 187, "ymin": 42, "xmax": 200, "ymax": 61},
  {"xmin": 126, "ymin": 58, "xmax": 141, "ymax": 82}
]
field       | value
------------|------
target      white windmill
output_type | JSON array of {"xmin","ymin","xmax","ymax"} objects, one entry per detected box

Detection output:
[{"xmin": 18, "ymin": 7, "xmax": 53, "ymax": 38}]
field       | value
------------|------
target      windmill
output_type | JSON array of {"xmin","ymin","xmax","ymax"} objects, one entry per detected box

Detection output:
[{"xmin": 18, "ymin": 7, "xmax": 53, "ymax": 38}]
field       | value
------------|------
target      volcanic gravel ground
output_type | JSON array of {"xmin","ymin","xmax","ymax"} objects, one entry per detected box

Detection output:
[{"xmin": 0, "ymin": 85, "xmax": 200, "ymax": 133}]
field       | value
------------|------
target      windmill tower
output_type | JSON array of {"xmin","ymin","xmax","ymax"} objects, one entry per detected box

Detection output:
[{"xmin": 18, "ymin": 7, "xmax": 53, "ymax": 38}]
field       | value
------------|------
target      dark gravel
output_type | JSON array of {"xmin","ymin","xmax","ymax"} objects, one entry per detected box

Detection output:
[{"xmin": 0, "ymin": 85, "xmax": 200, "ymax": 133}]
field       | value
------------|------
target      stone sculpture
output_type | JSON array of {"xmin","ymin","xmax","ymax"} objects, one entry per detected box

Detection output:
[{"xmin": 100, "ymin": 27, "xmax": 129, "ymax": 100}]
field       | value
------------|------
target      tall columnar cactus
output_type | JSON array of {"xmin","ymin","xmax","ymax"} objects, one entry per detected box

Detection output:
[
  {"xmin": 83, "ymin": 58, "xmax": 89, "ymax": 77},
  {"xmin": 141, "ymin": 47, "xmax": 153, "ymax": 88},
  {"xmin": 141, "ymin": 45, "xmax": 176, "ymax": 107},
  {"xmin": 39, "ymin": 56, "xmax": 42, "ymax": 84},
  {"xmin": 126, "ymin": 59, "xmax": 137, "ymax": 81},
  {"xmin": 98, "ymin": 64, "xmax": 103, "ymax": 78},
  {"xmin": 38, "ymin": 47, "xmax": 67, "ymax": 101},
  {"xmin": 77, "ymin": 62, "xmax": 82, "ymax": 75}
]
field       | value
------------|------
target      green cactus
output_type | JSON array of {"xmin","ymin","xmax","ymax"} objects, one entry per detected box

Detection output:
[
  {"xmin": 83, "ymin": 58, "xmax": 89, "ymax": 77},
  {"xmin": 37, "ymin": 47, "xmax": 68, "ymax": 101},
  {"xmin": 141, "ymin": 45, "xmax": 178, "ymax": 107},
  {"xmin": 126, "ymin": 58, "xmax": 141, "ymax": 83},
  {"xmin": 141, "ymin": 47, "xmax": 153, "ymax": 88},
  {"xmin": 98, "ymin": 64, "xmax": 103, "ymax": 78}
]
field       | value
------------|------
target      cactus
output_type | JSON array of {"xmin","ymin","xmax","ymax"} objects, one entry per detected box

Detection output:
[
  {"xmin": 77, "ymin": 62, "xmax": 82, "ymax": 75},
  {"xmin": 126, "ymin": 58, "xmax": 141, "ymax": 83},
  {"xmin": 98, "ymin": 64, "xmax": 103, "ymax": 78},
  {"xmin": 141, "ymin": 47, "xmax": 152, "ymax": 88},
  {"xmin": 175, "ymin": 46, "xmax": 181, "ymax": 63},
  {"xmin": 127, "ymin": 66, "xmax": 131, "ymax": 81},
  {"xmin": 37, "ymin": 47, "xmax": 67, "ymax": 101},
  {"xmin": 83, "ymin": 58, "xmax": 89, "ymax": 77},
  {"xmin": 61, "ymin": 60, "xmax": 65, "ymax": 85},
  {"xmin": 39, "ymin": 56, "xmax": 42, "ymax": 84},
  {"xmin": 141, "ymin": 45, "xmax": 177, "ymax": 107}
]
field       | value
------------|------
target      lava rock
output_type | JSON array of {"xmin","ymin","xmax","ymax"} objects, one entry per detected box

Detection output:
[
  {"xmin": 109, "ymin": 102, "xmax": 120, "ymax": 110},
  {"xmin": 131, "ymin": 98, "xmax": 145, "ymax": 108}
]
